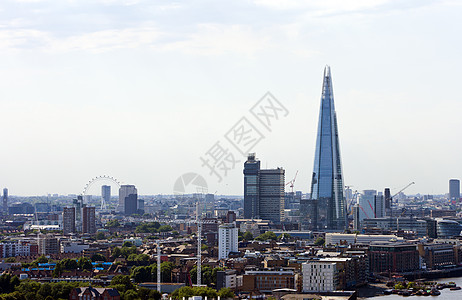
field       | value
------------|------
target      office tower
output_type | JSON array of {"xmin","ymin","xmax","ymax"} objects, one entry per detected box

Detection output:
[
  {"xmin": 73, "ymin": 196, "xmax": 84, "ymax": 231},
  {"xmin": 2, "ymin": 188, "xmax": 8, "ymax": 214},
  {"xmin": 308, "ymin": 66, "xmax": 346, "ymax": 230},
  {"xmin": 137, "ymin": 199, "xmax": 144, "ymax": 214},
  {"xmin": 384, "ymin": 188, "xmax": 391, "ymax": 216},
  {"xmin": 119, "ymin": 185, "xmax": 138, "ymax": 215},
  {"xmin": 62, "ymin": 207, "xmax": 76, "ymax": 235},
  {"xmin": 244, "ymin": 153, "xmax": 260, "ymax": 219},
  {"xmin": 374, "ymin": 194, "xmax": 385, "ymax": 218},
  {"xmin": 449, "ymin": 179, "xmax": 460, "ymax": 201},
  {"xmin": 101, "ymin": 185, "xmax": 111, "ymax": 209},
  {"xmin": 352, "ymin": 205, "xmax": 360, "ymax": 231},
  {"xmin": 243, "ymin": 153, "xmax": 285, "ymax": 223},
  {"xmin": 218, "ymin": 223, "xmax": 238, "ymax": 260},
  {"xmin": 359, "ymin": 190, "xmax": 377, "ymax": 221}
]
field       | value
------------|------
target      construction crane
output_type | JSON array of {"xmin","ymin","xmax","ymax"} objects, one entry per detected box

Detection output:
[
  {"xmin": 391, "ymin": 182, "xmax": 415, "ymax": 204},
  {"xmin": 285, "ymin": 171, "xmax": 299, "ymax": 193}
]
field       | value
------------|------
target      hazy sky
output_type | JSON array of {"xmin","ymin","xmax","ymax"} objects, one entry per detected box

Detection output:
[{"xmin": 1, "ymin": 0, "xmax": 461, "ymax": 196}]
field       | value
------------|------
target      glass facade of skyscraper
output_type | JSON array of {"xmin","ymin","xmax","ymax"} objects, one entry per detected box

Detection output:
[{"xmin": 309, "ymin": 66, "xmax": 346, "ymax": 230}]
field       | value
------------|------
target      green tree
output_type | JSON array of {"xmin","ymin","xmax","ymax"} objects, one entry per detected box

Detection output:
[
  {"xmin": 15, "ymin": 280, "xmax": 41, "ymax": 299},
  {"xmin": 314, "ymin": 237, "xmax": 325, "ymax": 246},
  {"xmin": 130, "ymin": 266, "xmax": 153, "ymax": 283},
  {"xmin": 91, "ymin": 253, "xmax": 106, "ymax": 262},
  {"xmin": 95, "ymin": 232, "xmax": 106, "ymax": 240},
  {"xmin": 161, "ymin": 261, "xmax": 174, "ymax": 283},
  {"xmin": 77, "ymin": 257, "xmax": 93, "ymax": 270},
  {"xmin": 0, "ymin": 274, "xmax": 20, "ymax": 294},
  {"xmin": 255, "ymin": 231, "xmax": 277, "ymax": 241},
  {"xmin": 112, "ymin": 247, "xmax": 122, "ymax": 258},
  {"xmin": 106, "ymin": 220, "xmax": 120, "ymax": 228},
  {"xmin": 5, "ymin": 257, "xmax": 16, "ymax": 263},
  {"xmin": 218, "ymin": 287, "xmax": 235, "ymax": 299},
  {"xmin": 138, "ymin": 287, "xmax": 161, "ymax": 300},
  {"xmin": 110, "ymin": 275, "xmax": 134, "ymax": 293},
  {"xmin": 243, "ymin": 231, "xmax": 253, "ymax": 241}
]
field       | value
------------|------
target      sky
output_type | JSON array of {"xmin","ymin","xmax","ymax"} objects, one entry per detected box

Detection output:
[{"xmin": 0, "ymin": 0, "xmax": 461, "ymax": 196}]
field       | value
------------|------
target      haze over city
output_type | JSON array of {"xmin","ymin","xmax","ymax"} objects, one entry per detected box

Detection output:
[{"xmin": 1, "ymin": 0, "xmax": 461, "ymax": 196}]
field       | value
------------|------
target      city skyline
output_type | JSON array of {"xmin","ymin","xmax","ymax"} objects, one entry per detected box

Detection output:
[{"xmin": 1, "ymin": 1, "xmax": 462, "ymax": 196}]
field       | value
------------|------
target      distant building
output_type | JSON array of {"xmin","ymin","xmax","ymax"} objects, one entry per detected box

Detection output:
[
  {"xmin": 82, "ymin": 206, "xmax": 96, "ymax": 234},
  {"xmin": 218, "ymin": 223, "xmax": 238, "ymax": 260},
  {"xmin": 38, "ymin": 235, "xmax": 59, "ymax": 255},
  {"xmin": 2, "ymin": 188, "xmax": 8, "ymax": 214},
  {"xmin": 119, "ymin": 185, "xmax": 137, "ymax": 215},
  {"xmin": 8, "ymin": 202, "xmax": 34, "ymax": 215},
  {"xmin": 0, "ymin": 241, "xmax": 38, "ymax": 257},
  {"xmin": 384, "ymin": 188, "xmax": 391, "ymax": 215},
  {"xmin": 302, "ymin": 257, "xmax": 366, "ymax": 292},
  {"xmin": 102, "ymin": 185, "xmax": 111, "ymax": 207},
  {"xmin": 243, "ymin": 153, "xmax": 285, "ymax": 223},
  {"xmin": 359, "ymin": 190, "xmax": 377, "ymax": 221},
  {"xmin": 62, "ymin": 241, "xmax": 90, "ymax": 253},
  {"xmin": 436, "ymin": 219, "xmax": 462, "ymax": 238},
  {"xmin": 374, "ymin": 194, "xmax": 385, "ymax": 218},
  {"xmin": 418, "ymin": 243, "xmax": 456, "ymax": 269},
  {"xmin": 242, "ymin": 270, "xmax": 295, "ymax": 293},
  {"xmin": 62, "ymin": 207, "xmax": 76, "ymax": 235},
  {"xmin": 69, "ymin": 287, "xmax": 120, "ymax": 300},
  {"xmin": 307, "ymin": 66, "xmax": 346, "ymax": 231},
  {"xmin": 137, "ymin": 199, "xmax": 145, "ymax": 214},
  {"xmin": 449, "ymin": 179, "xmax": 460, "ymax": 201},
  {"xmin": 369, "ymin": 243, "xmax": 419, "ymax": 273},
  {"xmin": 216, "ymin": 270, "xmax": 237, "ymax": 290}
]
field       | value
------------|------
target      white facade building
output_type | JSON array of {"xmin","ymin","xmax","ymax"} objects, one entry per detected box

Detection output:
[
  {"xmin": 302, "ymin": 261, "xmax": 338, "ymax": 292},
  {"xmin": 61, "ymin": 241, "xmax": 90, "ymax": 253},
  {"xmin": 325, "ymin": 233, "xmax": 403, "ymax": 245},
  {"xmin": 218, "ymin": 223, "xmax": 238, "ymax": 260}
]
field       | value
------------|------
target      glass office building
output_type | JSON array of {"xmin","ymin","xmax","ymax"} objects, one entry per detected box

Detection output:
[{"xmin": 309, "ymin": 66, "xmax": 346, "ymax": 230}]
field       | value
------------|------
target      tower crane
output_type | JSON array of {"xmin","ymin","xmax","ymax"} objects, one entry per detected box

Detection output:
[
  {"xmin": 391, "ymin": 182, "xmax": 415, "ymax": 204},
  {"xmin": 285, "ymin": 171, "xmax": 299, "ymax": 193}
]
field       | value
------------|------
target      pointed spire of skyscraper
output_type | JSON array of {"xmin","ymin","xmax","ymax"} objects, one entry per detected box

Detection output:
[{"xmin": 306, "ymin": 66, "xmax": 346, "ymax": 230}]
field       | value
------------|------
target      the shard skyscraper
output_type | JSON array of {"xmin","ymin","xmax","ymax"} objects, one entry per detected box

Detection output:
[{"xmin": 309, "ymin": 66, "xmax": 346, "ymax": 230}]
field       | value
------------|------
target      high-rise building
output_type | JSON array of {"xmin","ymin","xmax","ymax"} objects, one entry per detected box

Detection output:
[
  {"xmin": 82, "ymin": 206, "xmax": 96, "ymax": 234},
  {"xmin": 137, "ymin": 199, "xmax": 145, "ymax": 214},
  {"xmin": 73, "ymin": 196, "xmax": 84, "ymax": 232},
  {"xmin": 38, "ymin": 234, "xmax": 59, "ymax": 255},
  {"xmin": 359, "ymin": 190, "xmax": 377, "ymax": 221},
  {"xmin": 119, "ymin": 185, "xmax": 138, "ymax": 215},
  {"xmin": 2, "ymin": 188, "xmax": 8, "ymax": 214},
  {"xmin": 384, "ymin": 188, "xmax": 391, "ymax": 216},
  {"xmin": 218, "ymin": 223, "xmax": 238, "ymax": 260},
  {"xmin": 308, "ymin": 66, "xmax": 346, "ymax": 230},
  {"xmin": 243, "ymin": 153, "xmax": 285, "ymax": 223},
  {"xmin": 63, "ymin": 207, "xmax": 76, "ymax": 235},
  {"xmin": 449, "ymin": 179, "xmax": 460, "ymax": 201},
  {"xmin": 352, "ymin": 205, "xmax": 360, "ymax": 231},
  {"xmin": 102, "ymin": 185, "xmax": 111, "ymax": 208},
  {"xmin": 374, "ymin": 194, "xmax": 385, "ymax": 218}
]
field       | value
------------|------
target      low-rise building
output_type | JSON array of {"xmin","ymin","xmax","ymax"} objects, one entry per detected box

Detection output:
[
  {"xmin": 418, "ymin": 243, "xmax": 456, "ymax": 269},
  {"xmin": 369, "ymin": 243, "xmax": 419, "ymax": 274},
  {"xmin": 242, "ymin": 270, "xmax": 295, "ymax": 293}
]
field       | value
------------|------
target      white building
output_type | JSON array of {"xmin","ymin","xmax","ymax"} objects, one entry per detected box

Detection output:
[
  {"xmin": 302, "ymin": 261, "xmax": 338, "ymax": 292},
  {"xmin": 218, "ymin": 223, "xmax": 238, "ymax": 260},
  {"xmin": 61, "ymin": 241, "xmax": 90, "ymax": 253},
  {"xmin": 325, "ymin": 233, "xmax": 403, "ymax": 245}
]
